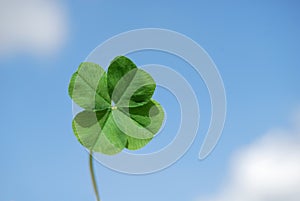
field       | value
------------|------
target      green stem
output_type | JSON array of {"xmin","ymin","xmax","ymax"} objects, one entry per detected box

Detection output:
[{"xmin": 89, "ymin": 151, "xmax": 101, "ymax": 201}]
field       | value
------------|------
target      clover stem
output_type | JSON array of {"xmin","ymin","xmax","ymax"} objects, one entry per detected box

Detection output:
[{"xmin": 89, "ymin": 151, "xmax": 101, "ymax": 201}]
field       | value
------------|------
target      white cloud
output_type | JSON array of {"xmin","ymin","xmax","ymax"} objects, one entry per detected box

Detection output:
[
  {"xmin": 197, "ymin": 113, "xmax": 300, "ymax": 201},
  {"xmin": 0, "ymin": 0, "xmax": 68, "ymax": 57}
]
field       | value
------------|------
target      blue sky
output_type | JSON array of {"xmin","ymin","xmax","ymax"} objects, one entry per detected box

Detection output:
[{"xmin": 0, "ymin": 1, "xmax": 300, "ymax": 201}]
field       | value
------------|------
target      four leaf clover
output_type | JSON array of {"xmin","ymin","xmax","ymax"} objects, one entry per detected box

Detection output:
[{"xmin": 69, "ymin": 56, "xmax": 164, "ymax": 155}]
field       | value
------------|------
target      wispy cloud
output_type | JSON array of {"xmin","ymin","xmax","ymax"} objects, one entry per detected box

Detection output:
[
  {"xmin": 197, "ymin": 111, "xmax": 300, "ymax": 201},
  {"xmin": 0, "ymin": 0, "xmax": 68, "ymax": 57}
]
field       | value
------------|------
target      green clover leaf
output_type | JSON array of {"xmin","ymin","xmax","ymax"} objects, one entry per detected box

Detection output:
[{"xmin": 69, "ymin": 56, "xmax": 164, "ymax": 155}]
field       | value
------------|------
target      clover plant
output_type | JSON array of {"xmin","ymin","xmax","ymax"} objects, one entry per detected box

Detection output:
[{"xmin": 68, "ymin": 56, "xmax": 164, "ymax": 201}]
